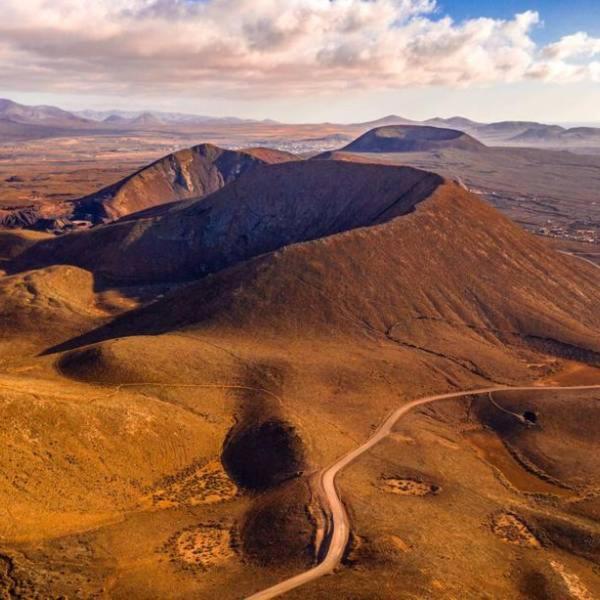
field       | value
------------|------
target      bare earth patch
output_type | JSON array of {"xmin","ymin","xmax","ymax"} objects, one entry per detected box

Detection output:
[
  {"xmin": 149, "ymin": 460, "xmax": 237, "ymax": 508},
  {"xmin": 169, "ymin": 524, "xmax": 235, "ymax": 570},
  {"xmin": 381, "ymin": 477, "xmax": 440, "ymax": 496},
  {"xmin": 550, "ymin": 560, "xmax": 595, "ymax": 600},
  {"xmin": 491, "ymin": 512, "xmax": 540, "ymax": 548}
]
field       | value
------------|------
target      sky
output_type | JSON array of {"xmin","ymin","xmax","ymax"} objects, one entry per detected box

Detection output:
[
  {"xmin": 441, "ymin": 0, "xmax": 600, "ymax": 43},
  {"xmin": 1, "ymin": 0, "xmax": 600, "ymax": 122}
]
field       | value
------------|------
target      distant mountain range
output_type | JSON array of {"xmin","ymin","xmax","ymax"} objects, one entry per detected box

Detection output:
[
  {"xmin": 3, "ymin": 98, "xmax": 600, "ymax": 151},
  {"xmin": 0, "ymin": 98, "xmax": 270, "ymax": 133},
  {"xmin": 0, "ymin": 98, "xmax": 93, "ymax": 128},
  {"xmin": 352, "ymin": 114, "xmax": 600, "ymax": 148},
  {"xmin": 76, "ymin": 108, "xmax": 266, "ymax": 126}
]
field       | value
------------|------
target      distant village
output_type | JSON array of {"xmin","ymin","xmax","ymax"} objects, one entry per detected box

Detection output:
[{"xmin": 535, "ymin": 224, "xmax": 597, "ymax": 244}]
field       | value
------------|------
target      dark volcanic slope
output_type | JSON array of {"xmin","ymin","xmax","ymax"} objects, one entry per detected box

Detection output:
[
  {"xmin": 18, "ymin": 161, "xmax": 444, "ymax": 283},
  {"xmin": 343, "ymin": 125, "xmax": 484, "ymax": 153},
  {"xmin": 48, "ymin": 177, "xmax": 600, "ymax": 375},
  {"xmin": 72, "ymin": 143, "xmax": 297, "ymax": 222}
]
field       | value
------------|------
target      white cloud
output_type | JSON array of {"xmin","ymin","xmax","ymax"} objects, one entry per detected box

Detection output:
[
  {"xmin": 542, "ymin": 32, "xmax": 600, "ymax": 61},
  {"xmin": 1, "ymin": 0, "xmax": 600, "ymax": 99}
]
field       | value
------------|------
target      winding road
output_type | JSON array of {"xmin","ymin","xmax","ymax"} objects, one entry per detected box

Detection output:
[
  {"xmin": 558, "ymin": 250, "xmax": 600, "ymax": 271},
  {"xmin": 246, "ymin": 383, "xmax": 600, "ymax": 600}
]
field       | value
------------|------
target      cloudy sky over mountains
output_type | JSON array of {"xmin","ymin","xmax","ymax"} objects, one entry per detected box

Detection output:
[{"xmin": 2, "ymin": 0, "xmax": 600, "ymax": 121}]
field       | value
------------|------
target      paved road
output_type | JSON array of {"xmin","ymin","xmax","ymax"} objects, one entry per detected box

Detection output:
[{"xmin": 245, "ymin": 384, "xmax": 600, "ymax": 600}]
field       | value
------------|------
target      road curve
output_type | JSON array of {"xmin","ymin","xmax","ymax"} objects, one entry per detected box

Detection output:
[
  {"xmin": 558, "ymin": 250, "xmax": 600, "ymax": 271},
  {"xmin": 245, "ymin": 383, "xmax": 600, "ymax": 600}
]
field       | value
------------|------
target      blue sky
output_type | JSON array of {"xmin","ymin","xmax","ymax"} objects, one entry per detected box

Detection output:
[
  {"xmin": 443, "ymin": 0, "xmax": 600, "ymax": 42},
  {"xmin": 2, "ymin": 0, "xmax": 600, "ymax": 122}
]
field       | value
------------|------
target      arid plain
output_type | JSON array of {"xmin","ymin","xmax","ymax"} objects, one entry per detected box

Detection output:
[{"xmin": 1, "ymin": 100, "xmax": 599, "ymax": 599}]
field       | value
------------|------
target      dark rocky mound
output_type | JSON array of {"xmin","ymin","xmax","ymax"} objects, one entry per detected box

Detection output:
[
  {"xmin": 17, "ymin": 161, "xmax": 444, "ymax": 284},
  {"xmin": 0, "ymin": 207, "xmax": 41, "ymax": 229},
  {"xmin": 71, "ymin": 143, "xmax": 297, "ymax": 223},
  {"xmin": 222, "ymin": 418, "xmax": 305, "ymax": 491},
  {"xmin": 342, "ymin": 125, "xmax": 485, "ymax": 153},
  {"xmin": 240, "ymin": 479, "xmax": 314, "ymax": 567}
]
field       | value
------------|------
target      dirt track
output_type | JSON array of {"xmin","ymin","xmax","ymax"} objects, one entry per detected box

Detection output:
[{"xmin": 245, "ymin": 383, "xmax": 600, "ymax": 600}]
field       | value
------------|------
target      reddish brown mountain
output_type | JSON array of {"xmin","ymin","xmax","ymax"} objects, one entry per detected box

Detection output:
[
  {"xmin": 342, "ymin": 125, "xmax": 484, "ymax": 153},
  {"xmin": 15, "ymin": 161, "xmax": 598, "ymax": 374},
  {"xmin": 20, "ymin": 161, "xmax": 443, "ymax": 283},
  {"xmin": 3, "ymin": 158, "xmax": 600, "ymax": 600},
  {"xmin": 72, "ymin": 143, "xmax": 297, "ymax": 223}
]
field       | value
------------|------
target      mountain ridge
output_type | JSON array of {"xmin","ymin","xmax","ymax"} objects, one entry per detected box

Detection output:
[
  {"xmin": 16, "ymin": 161, "xmax": 445, "ymax": 283},
  {"xmin": 5, "ymin": 97, "xmax": 600, "ymax": 150},
  {"xmin": 71, "ymin": 143, "xmax": 298, "ymax": 223},
  {"xmin": 342, "ymin": 125, "xmax": 485, "ymax": 153}
]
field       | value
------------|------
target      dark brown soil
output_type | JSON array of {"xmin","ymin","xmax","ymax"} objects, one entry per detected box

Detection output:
[{"xmin": 222, "ymin": 418, "xmax": 305, "ymax": 491}]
